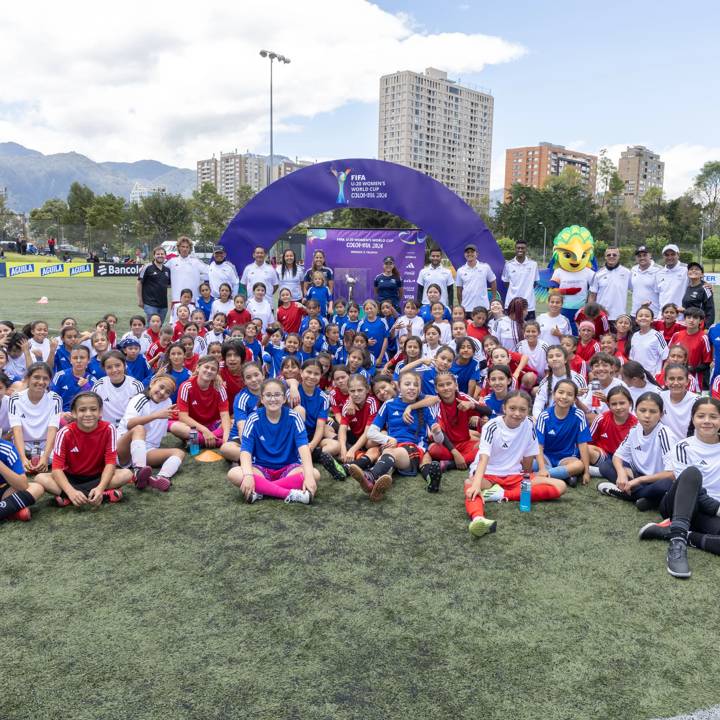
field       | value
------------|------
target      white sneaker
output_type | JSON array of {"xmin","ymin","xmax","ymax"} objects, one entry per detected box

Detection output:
[
  {"xmin": 481, "ymin": 483, "xmax": 506, "ymax": 502},
  {"xmin": 284, "ymin": 489, "xmax": 312, "ymax": 505},
  {"xmin": 247, "ymin": 492, "xmax": 264, "ymax": 504},
  {"xmin": 589, "ymin": 465, "xmax": 603, "ymax": 478},
  {"xmin": 597, "ymin": 482, "xmax": 626, "ymax": 500}
]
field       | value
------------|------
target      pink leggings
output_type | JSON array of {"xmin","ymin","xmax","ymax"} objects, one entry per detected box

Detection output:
[{"xmin": 253, "ymin": 464, "xmax": 304, "ymax": 499}]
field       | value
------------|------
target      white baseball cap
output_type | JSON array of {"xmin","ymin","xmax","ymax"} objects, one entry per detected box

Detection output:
[{"xmin": 662, "ymin": 243, "xmax": 679, "ymax": 254}]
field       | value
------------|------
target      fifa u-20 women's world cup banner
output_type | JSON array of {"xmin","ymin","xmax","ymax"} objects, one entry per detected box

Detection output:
[{"xmin": 305, "ymin": 228, "xmax": 425, "ymax": 303}]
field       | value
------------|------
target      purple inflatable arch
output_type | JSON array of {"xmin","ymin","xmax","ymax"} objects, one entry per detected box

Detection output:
[{"xmin": 220, "ymin": 158, "xmax": 501, "ymax": 279}]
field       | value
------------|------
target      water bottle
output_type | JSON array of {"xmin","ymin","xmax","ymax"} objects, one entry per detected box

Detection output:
[
  {"xmin": 519, "ymin": 473, "xmax": 531, "ymax": 513},
  {"xmin": 591, "ymin": 379, "xmax": 600, "ymax": 408},
  {"xmin": 31, "ymin": 441, "xmax": 41, "ymax": 467},
  {"xmin": 188, "ymin": 428, "xmax": 200, "ymax": 456}
]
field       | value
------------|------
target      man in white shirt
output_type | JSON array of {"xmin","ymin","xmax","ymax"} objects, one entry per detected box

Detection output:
[
  {"xmin": 240, "ymin": 246, "xmax": 279, "ymax": 298},
  {"xmin": 165, "ymin": 236, "xmax": 209, "ymax": 305},
  {"xmin": 629, "ymin": 244, "xmax": 660, "ymax": 316},
  {"xmin": 207, "ymin": 246, "xmax": 240, "ymax": 298},
  {"xmin": 415, "ymin": 248, "xmax": 454, "ymax": 306},
  {"xmin": 501, "ymin": 240, "xmax": 539, "ymax": 318},
  {"xmin": 655, "ymin": 243, "xmax": 688, "ymax": 310},
  {"xmin": 587, "ymin": 245, "xmax": 631, "ymax": 326},
  {"xmin": 456, "ymin": 244, "xmax": 498, "ymax": 317}
]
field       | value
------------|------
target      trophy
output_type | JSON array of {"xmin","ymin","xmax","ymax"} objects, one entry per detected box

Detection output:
[{"xmin": 345, "ymin": 274, "xmax": 358, "ymax": 303}]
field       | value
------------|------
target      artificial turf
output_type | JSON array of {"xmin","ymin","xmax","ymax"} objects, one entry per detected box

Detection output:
[
  {"xmin": 3, "ymin": 460, "xmax": 720, "ymax": 720},
  {"xmin": 2, "ymin": 277, "xmax": 720, "ymax": 719}
]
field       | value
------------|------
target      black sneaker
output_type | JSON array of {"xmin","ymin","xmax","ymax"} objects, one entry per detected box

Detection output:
[
  {"xmin": 565, "ymin": 475, "xmax": 578, "ymax": 488},
  {"xmin": 638, "ymin": 519, "xmax": 671, "ymax": 541},
  {"xmin": 666, "ymin": 537, "xmax": 691, "ymax": 579},
  {"xmin": 597, "ymin": 481, "xmax": 627, "ymax": 500},
  {"xmin": 318, "ymin": 452, "xmax": 347, "ymax": 481},
  {"xmin": 425, "ymin": 461, "xmax": 442, "ymax": 493}
]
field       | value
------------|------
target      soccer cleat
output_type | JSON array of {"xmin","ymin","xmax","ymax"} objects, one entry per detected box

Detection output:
[
  {"xmin": 666, "ymin": 537, "xmax": 691, "ymax": 579},
  {"xmin": 468, "ymin": 515, "xmax": 497, "ymax": 538},
  {"xmin": 246, "ymin": 492, "xmax": 264, "ymax": 504},
  {"xmin": 102, "ymin": 489, "xmax": 123, "ymax": 504},
  {"xmin": 133, "ymin": 465, "xmax": 153, "ymax": 490},
  {"xmin": 347, "ymin": 464, "xmax": 374, "ymax": 494},
  {"xmin": 425, "ymin": 461, "xmax": 442, "ymax": 493},
  {"xmin": 9, "ymin": 507, "xmax": 31, "ymax": 522},
  {"xmin": 634, "ymin": 497, "xmax": 654, "ymax": 512},
  {"xmin": 55, "ymin": 495, "xmax": 72, "ymax": 507},
  {"xmin": 481, "ymin": 484, "xmax": 506, "ymax": 503},
  {"xmin": 318, "ymin": 452, "xmax": 347, "ymax": 481},
  {"xmin": 638, "ymin": 518, "xmax": 671, "ymax": 541},
  {"xmin": 597, "ymin": 482, "xmax": 628, "ymax": 500},
  {"xmin": 565, "ymin": 475, "xmax": 578, "ymax": 488},
  {"xmin": 370, "ymin": 474, "xmax": 392, "ymax": 503},
  {"xmin": 284, "ymin": 489, "xmax": 312, "ymax": 505},
  {"xmin": 148, "ymin": 475, "xmax": 172, "ymax": 492}
]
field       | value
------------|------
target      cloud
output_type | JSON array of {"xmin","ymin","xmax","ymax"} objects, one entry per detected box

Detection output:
[{"xmin": 0, "ymin": 0, "xmax": 525, "ymax": 168}]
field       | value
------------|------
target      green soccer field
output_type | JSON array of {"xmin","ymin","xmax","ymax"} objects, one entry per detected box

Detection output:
[{"xmin": 2, "ymin": 277, "xmax": 720, "ymax": 720}]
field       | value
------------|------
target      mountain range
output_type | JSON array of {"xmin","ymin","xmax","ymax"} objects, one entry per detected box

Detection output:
[{"xmin": 0, "ymin": 142, "xmax": 197, "ymax": 212}]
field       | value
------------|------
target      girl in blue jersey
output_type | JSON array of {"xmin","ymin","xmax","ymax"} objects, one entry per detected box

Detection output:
[
  {"xmin": 535, "ymin": 380, "xmax": 592, "ymax": 487},
  {"xmin": 341, "ymin": 302, "xmax": 361, "ymax": 337},
  {"xmin": 53, "ymin": 326, "xmax": 81, "ymax": 374},
  {"xmin": 0, "ymin": 437, "xmax": 45, "ymax": 522},
  {"xmin": 220, "ymin": 362, "xmax": 264, "ymax": 463},
  {"xmin": 452, "ymin": 337, "xmax": 481, "ymax": 396},
  {"xmin": 359, "ymin": 300, "xmax": 389, "ymax": 364},
  {"xmin": 262, "ymin": 325, "xmax": 287, "ymax": 378},
  {"xmin": 196, "ymin": 282, "xmax": 214, "ymax": 321},
  {"xmin": 51, "ymin": 345, "xmax": 94, "ymax": 416},
  {"xmin": 480, "ymin": 365, "xmax": 512, "ymax": 418},
  {"xmin": 157, "ymin": 343, "xmax": 191, "ymax": 403},
  {"xmin": 399, "ymin": 345, "xmax": 455, "ymax": 397},
  {"xmin": 298, "ymin": 330, "xmax": 318, "ymax": 363},
  {"xmin": 347, "ymin": 372, "xmax": 440, "ymax": 501},
  {"xmin": 419, "ymin": 284, "xmax": 452, "ymax": 323},
  {"xmin": 380, "ymin": 300, "xmax": 399, "ymax": 358},
  {"xmin": 347, "ymin": 348, "xmax": 375, "ymax": 382},
  {"xmin": 228, "ymin": 378, "xmax": 319, "ymax": 505}
]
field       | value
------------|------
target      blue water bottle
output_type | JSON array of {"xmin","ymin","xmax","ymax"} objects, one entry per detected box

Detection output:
[
  {"xmin": 520, "ymin": 473, "xmax": 531, "ymax": 513},
  {"xmin": 189, "ymin": 428, "xmax": 200, "ymax": 456}
]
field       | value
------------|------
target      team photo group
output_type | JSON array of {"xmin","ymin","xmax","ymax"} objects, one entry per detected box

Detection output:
[{"xmin": 2, "ymin": 228, "xmax": 720, "ymax": 581}]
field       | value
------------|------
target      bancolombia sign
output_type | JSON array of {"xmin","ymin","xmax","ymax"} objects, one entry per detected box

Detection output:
[
  {"xmin": 94, "ymin": 263, "xmax": 141, "ymax": 277},
  {"xmin": 0, "ymin": 262, "xmax": 138, "ymax": 278}
]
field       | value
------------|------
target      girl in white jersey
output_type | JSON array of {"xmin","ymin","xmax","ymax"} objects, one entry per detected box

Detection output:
[
  {"xmin": 659, "ymin": 364, "xmax": 698, "ymax": 440},
  {"xmin": 91, "ymin": 351, "xmax": 144, "ymax": 426},
  {"xmin": 8, "ymin": 362, "xmax": 62, "ymax": 474},
  {"xmin": 117, "ymin": 375, "xmax": 185, "ymax": 492},
  {"xmin": 537, "ymin": 291, "xmax": 572, "ymax": 346},
  {"xmin": 597, "ymin": 392, "xmax": 675, "ymax": 510},
  {"xmin": 639, "ymin": 397, "xmax": 720, "ymax": 579},
  {"xmin": 629, "ymin": 307, "xmax": 668, "ymax": 375},
  {"xmin": 464, "ymin": 391, "xmax": 567, "ymax": 538},
  {"xmin": 532, "ymin": 345, "xmax": 586, "ymax": 420}
]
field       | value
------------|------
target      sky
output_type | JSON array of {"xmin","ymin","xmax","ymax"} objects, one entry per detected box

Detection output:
[{"xmin": 2, "ymin": 0, "xmax": 719, "ymax": 198}]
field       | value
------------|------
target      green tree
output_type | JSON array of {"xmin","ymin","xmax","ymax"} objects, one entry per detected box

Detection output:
[
  {"xmin": 29, "ymin": 198, "xmax": 68, "ymax": 239},
  {"xmin": 235, "ymin": 184, "xmax": 255, "ymax": 212},
  {"xmin": 136, "ymin": 193, "xmax": 192, "ymax": 241},
  {"xmin": 608, "ymin": 172, "xmax": 625, "ymax": 243},
  {"xmin": 191, "ymin": 183, "xmax": 234, "ymax": 249},
  {"xmin": 63, "ymin": 182, "xmax": 95, "ymax": 244},
  {"xmin": 694, "ymin": 160, "xmax": 720, "ymax": 232},
  {"xmin": 329, "ymin": 208, "xmax": 413, "ymax": 229},
  {"xmin": 703, "ymin": 234, "xmax": 720, "ymax": 270},
  {"xmin": 0, "ymin": 195, "xmax": 23, "ymax": 242},
  {"xmin": 85, "ymin": 194, "xmax": 127, "ymax": 253},
  {"xmin": 496, "ymin": 236, "xmax": 515, "ymax": 259},
  {"xmin": 596, "ymin": 148, "xmax": 616, "ymax": 207}
]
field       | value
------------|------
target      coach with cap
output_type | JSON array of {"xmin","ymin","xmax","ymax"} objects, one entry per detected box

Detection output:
[
  {"xmin": 588, "ymin": 245, "xmax": 631, "ymax": 327},
  {"xmin": 629, "ymin": 244, "xmax": 660, "ymax": 316},
  {"xmin": 208, "ymin": 245, "xmax": 240, "ymax": 299},
  {"xmin": 240, "ymin": 246, "xmax": 279, "ymax": 297},
  {"xmin": 456, "ymin": 243, "xmax": 497, "ymax": 317},
  {"xmin": 416, "ymin": 247, "xmax": 454, "ymax": 307},
  {"xmin": 655, "ymin": 243, "xmax": 688, "ymax": 310}
]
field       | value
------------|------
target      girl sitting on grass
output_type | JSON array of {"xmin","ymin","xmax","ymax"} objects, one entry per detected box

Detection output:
[
  {"xmin": 34, "ymin": 391, "xmax": 133, "ymax": 508},
  {"xmin": 0, "ymin": 437, "xmax": 45, "ymax": 522},
  {"xmin": 227, "ymin": 378, "xmax": 319, "ymax": 505},
  {"xmin": 464, "ymin": 391, "xmax": 566, "ymax": 538},
  {"xmin": 117, "ymin": 375, "xmax": 184, "ymax": 492}
]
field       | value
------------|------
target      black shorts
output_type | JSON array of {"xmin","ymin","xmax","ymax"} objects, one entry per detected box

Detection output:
[{"xmin": 60, "ymin": 474, "xmax": 101, "ymax": 497}]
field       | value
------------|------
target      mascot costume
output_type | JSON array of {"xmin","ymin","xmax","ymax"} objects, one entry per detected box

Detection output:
[{"xmin": 537, "ymin": 225, "xmax": 596, "ymax": 334}]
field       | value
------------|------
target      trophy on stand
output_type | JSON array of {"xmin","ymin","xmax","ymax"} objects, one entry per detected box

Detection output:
[{"xmin": 345, "ymin": 274, "xmax": 358, "ymax": 303}]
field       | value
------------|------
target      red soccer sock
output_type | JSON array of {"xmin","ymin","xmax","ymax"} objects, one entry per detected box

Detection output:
[{"xmin": 464, "ymin": 482, "xmax": 486, "ymax": 519}]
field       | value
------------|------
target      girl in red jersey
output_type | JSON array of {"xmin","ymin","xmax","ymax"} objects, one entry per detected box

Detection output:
[
  {"xmin": 146, "ymin": 313, "xmax": 163, "ymax": 346},
  {"xmin": 478, "ymin": 365, "xmax": 514, "ymax": 418},
  {"xmin": 428, "ymin": 371, "xmax": 489, "ymax": 471},
  {"xmin": 327, "ymin": 365, "xmax": 350, "ymax": 426},
  {"xmin": 576, "ymin": 321, "xmax": 602, "ymax": 363},
  {"xmin": 34, "ymin": 391, "xmax": 133, "ymax": 507},
  {"xmin": 653, "ymin": 303, "xmax": 684, "ymax": 343},
  {"xmin": 170, "ymin": 356, "xmax": 231, "ymax": 449},
  {"xmin": 573, "ymin": 302, "xmax": 610, "ymax": 340},
  {"xmin": 466, "ymin": 306, "xmax": 490, "ymax": 343},
  {"xmin": 220, "ymin": 340, "xmax": 252, "ymax": 407},
  {"xmin": 560, "ymin": 335, "xmax": 588, "ymax": 379},
  {"xmin": 277, "ymin": 287, "xmax": 307, "ymax": 335},
  {"xmin": 172, "ymin": 305, "xmax": 191, "ymax": 341},
  {"xmin": 599, "ymin": 333, "xmax": 626, "ymax": 365},
  {"xmin": 656, "ymin": 345, "xmax": 701, "ymax": 393},
  {"xmin": 464, "ymin": 391, "xmax": 566, "ymax": 538},
  {"xmin": 588, "ymin": 386, "xmax": 637, "ymax": 465},
  {"xmin": 179, "ymin": 334, "xmax": 199, "ymax": 372},
  {"xmin": 489, "ymin": 345, "xmax": 535, "ymax": 393},
  {"xmin": 338, "ymin": 374, "xmax": 381, "ymax": 467},
  {"xmin": 614, "ymin": 314, "xmax": 634, "ymax": 359},
  {"xmin": 146, "ymin": 326, "xmax": 174, "ymax": 369}
]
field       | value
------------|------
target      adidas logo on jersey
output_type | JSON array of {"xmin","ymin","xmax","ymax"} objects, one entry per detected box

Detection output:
[
  {"xmin": 502, "ymin": 442, "xmax": 509, "ymax": 448},
  {"xmin": 70, "ymin": 446, "xmax": 80, "ymax": 453},
  {"xmin": 259, "ymin": 435, "xmax": 266, "ymax": 441},
  {"xmin": 634, "ymin": 445, "xmax": 642, "ymax": 451},
  {"xmin": 548, "ymin": 429, "xmax": 557, "ymax": 435},
  {"xmin": 601, "ymin": 433, "xmax": 608, "ymax": 438},
  {"xmin": 392, "ymin": 410, "xmax": 400, "ymax": 416}
]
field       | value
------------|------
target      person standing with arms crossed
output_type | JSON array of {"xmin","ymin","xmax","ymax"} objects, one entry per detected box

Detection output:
[
  {"xmin": 588, "ymin": 245, "xmax": 631, "ymax": 331},
  {"xmin": 456, "ymin": 244, "xmax": 497, "ymax": 318},
  {"xmin": 137, "ymin": 245, "xmax": 172, "ymax": 323}
]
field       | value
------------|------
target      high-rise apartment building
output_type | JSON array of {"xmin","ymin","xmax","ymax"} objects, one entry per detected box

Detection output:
[
  {"xmin": 617, "ymin": 145, "xmax": 664, "ymax": 212},
  {"xmin": 197, "ymin": 152, "xmax": 311, "ymax": 205},
  {"xmin": 378, "ymin": 67, "xmax": 494, "ymax": 207},
  {"xmin": 130, "ymin": 182, "xmax": 167, "ymax": 205},
  {"xmin": 504, "ymin": 143, "xmax": 597, "ymax": 201}
]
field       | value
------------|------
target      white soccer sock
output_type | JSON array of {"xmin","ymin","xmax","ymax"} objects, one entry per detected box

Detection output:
[
  {"xmin": 431, "ymin": 427, "xmax": 444, "ymax": 444},
  {"xmin": 130, "ymin": 440, "xmax": 147, "ymax": 468},
  {"xmin": 159, "ymin": 455, "xmax": 182, "ymax": 479}
]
